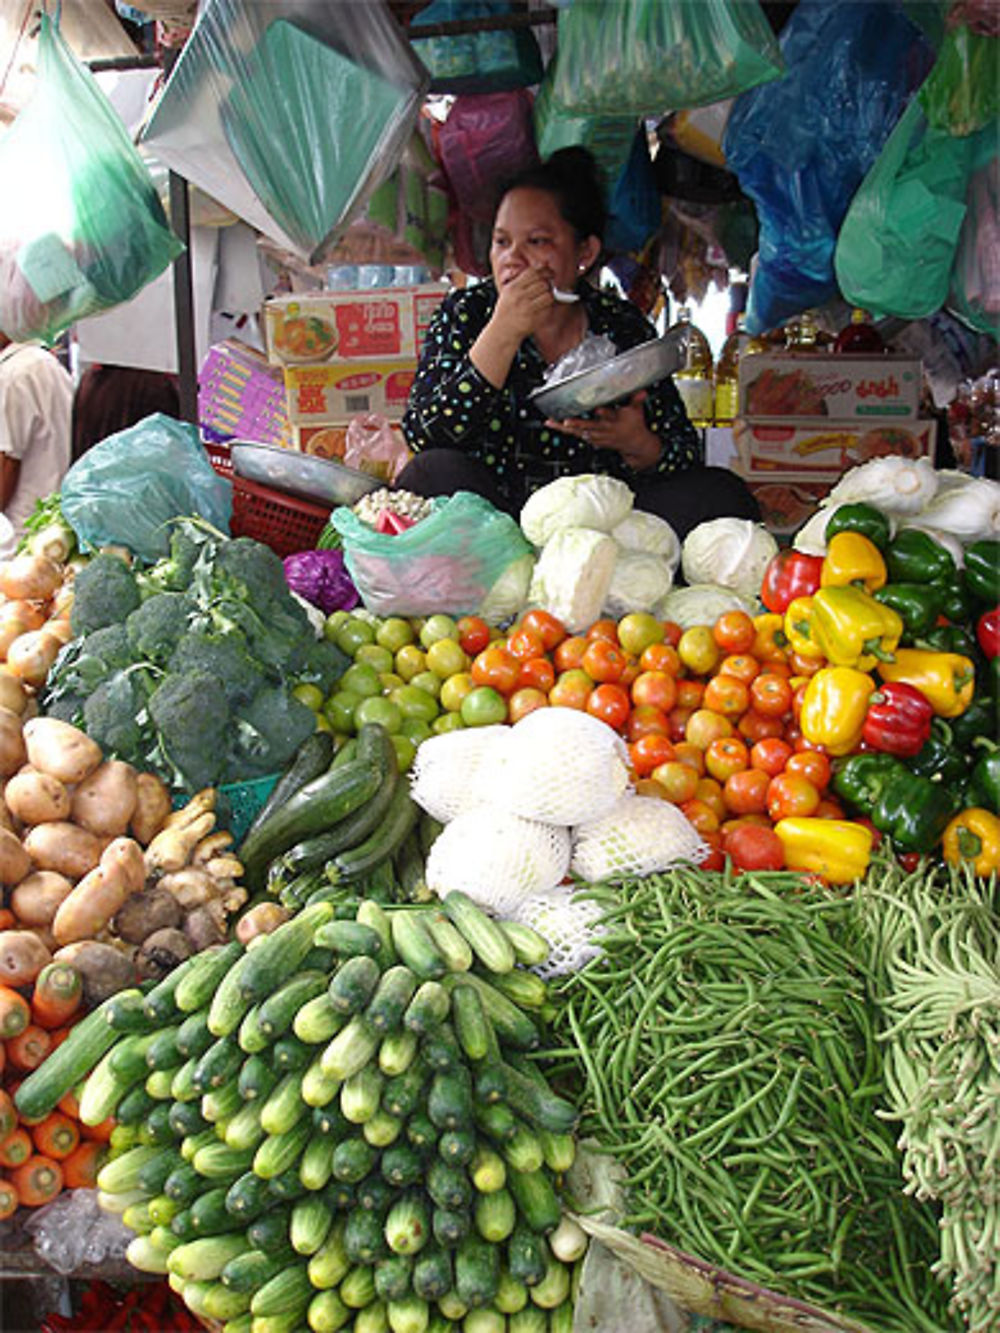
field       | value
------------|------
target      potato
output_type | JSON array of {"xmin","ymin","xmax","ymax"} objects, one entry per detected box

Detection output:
[
  {"xmin": 10, "ymin": 870, "xmax": 74, "ymax": 927},
  {"xmin": 101, "ymin": 837, "xmax": 147, "ymax": 896},
  {"xmin": 71, "ymin": 760, "xmax": 138, "ymax": 837},
  {"xmin": 0, "ymin": 673, "xmax": 29, "ymax": 716},
  {"xmin": 135, "ymin": 928, "xmax": 192, "ymax": 981},
  {"xmin": 235, "ymin": 901, "xmax": 289, "ymax": 946},
  {"xmin": 130, "ymin": 772, "xmax": 172, "ymax": 846},
  {"xmin": 0, "ymin": 826, "xmax": 31, "ymax": 885},
  {"xmin": 22, "ymin": 717, "xmax": 103, "ymax": 785},
  {"xmin": 0, "ymin": 706, "xmax": 27, "ymax": 777},
  {"xmin": 0, "ymin": 928, "xmax": 52, "ymax": 987},
  {"xmin": 50, "ymin": 836, "xmax": 146, "ymax": 946},
  {"xmin": 52, "ymin": 941, "xmax": 135, "ymax": 1006},
  {"xmin": 112, "ymin": 888, "xmax": 182, "ymax": 945},
  {"xmin": 23, "ymin": 821, "xmax": 103, "ymax": 879},
  {"xmin": 4, "ymin": 767, "xmax": 71, "ymax": 826}
]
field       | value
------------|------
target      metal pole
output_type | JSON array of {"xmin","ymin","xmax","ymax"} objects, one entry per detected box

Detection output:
[{"xmin": 168, "ymin": 170, "xmax": 198, "ymax": 425}]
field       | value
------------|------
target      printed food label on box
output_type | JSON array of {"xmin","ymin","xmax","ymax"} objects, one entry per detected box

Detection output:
[
  {"xmin": 738, "ymin": 354, "xmax": 922, "ymax": 420},
  {"xmin": 284, "ymin": 360, "xmax": 417, "ymax": 424},
  {"xmin": 734, "ymin": 418, "xmax": 936, "ymax": 474},
  {"xmin": 264, "ymin": 284, "xmax": 447, "ymax": 366}
]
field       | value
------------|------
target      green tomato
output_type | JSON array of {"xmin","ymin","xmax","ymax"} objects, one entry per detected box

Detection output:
[
  {"xmin": 341, "ymin": 662, "xmax": 382, "ymax": 699},
  {"xmin": 419, "ymin": 614, "xmax": 459, "ymax": 650},
  {"xmin": 324, "ymin": 689, "xmax": 363, "ymax": 733},
  {"xmin": 355, "ymin": 643, "xmax": 395, "ymax": 675},
  {"xmin": 390, "ymin": 684, "xmax": 439, "ymax": 723},
  {"xmin": 409, "ymin": 670, "xmax": 443, "ymax": 701},
  {"xmin": 460, "ymin": 686, "xmax": 508, "ymax": 728},
  {"xmin": 395, "ymin": 645, "xmax": 427, "ymax": 683},
  {"xmin": 425, "ymin": 638, "xmax": 470, "ymax": 680},
  {"xmin": 335, "ymin": 616, "xmax": 377, "ymax": 656},
  {"xmin": 389, "ymin": 733, "xmax": 417, "ymax": 773},
  {"xmin": 376, "ymin": 617, "xmax": 416, "ymax": 653},
  {"xmin": 400, "ymin": 717, "xmax": 433, "ymax": 746},
  {"xmin": 354, "ymin": 695, "xmax": 403, "ymax": 734},
  {"xmin": 323, "ymin": 610, "xmax": 351, "ymax": 643},
  {"xmin": 432, "ymin": 711, "xmax": 466, "ymax": 735},
  {"xmin": 292, "ymin": 681, "xmax": 325, "ymax": 712},
  {"xmin": 379, "ymin": 672, "xmax": 405, "ymax": 693}
]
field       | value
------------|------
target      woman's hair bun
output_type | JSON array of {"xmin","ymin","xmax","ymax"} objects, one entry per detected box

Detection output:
[{"xmin": 544, "ymin": 146, "xmax": 605, "ymax": 193}]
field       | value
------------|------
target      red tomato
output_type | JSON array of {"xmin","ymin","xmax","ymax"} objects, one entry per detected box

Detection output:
[
  {"xmin": 675, "ymin": 679, "xmax": 705, "ymax": 710},
  {"xmin": 738, "ymin": 710, "xmax": 787, "ymax": 743},
  {"xmin": 456, "ymin": 616, "xmax": 490, "ymax": 656},
  {"xmin": 582, "ymin": 639, "xmax": 627, "ymax": 683},
  {"xmin": 695, "ymin": 777, "xmax": 726, "ymax": 821},
  {"xmin": 639, "ymin": 643, "xmax": 682, "ymax": 676},
  {"xmin": 722, "ymin": 767, "xmax": 770, "ymax": 816},
  {"xmin": 699, "ymin": 836, "xmax": 727, "ymax": 872},
  {"xmin": 784, "ymin": 750, "xmax": 831, "ymax": 791},
  {"xmin": 650, "ymin": 760, "xmax": 699, "ymax": 803},
  {"xmin": 685, "ymin": 708, "xmax": 734, "ymax": 750},
  {"xmin": 471, "ymin": 646, "xmax": 521, "ymax": 695},
  {"xmin": 520, "ymin": 609, "xmax": 567, "ymax": 652},
  {"xmin": 766, "ymin": 772, "xmax": 821, "ymax": 821},
  {"xmin": 702, "ymin": 674, "xmax": 750, "ymax": 721},
  {"xmin": 631, "ymin": 670, "xmax": 678, "ymax": 713},
  {"xmin": 586, "ymin": 618, "xmax": 620, "ymax": 644},
  {"xmin": 553, "ymin": 635, "xmax": 588, "ymax": 672},
  {"xmin": 666, "ymin": 705, "xmax": 695, "ymax": 742},
  {"xmin": 814, "ymin": 796, "xmax": 845, "ymax": 820},
  {"xmin": 724, "ymin": 823, "xmax": 785, "ymax": 871},
  {"xmin": 506, "ymin": 627, "xmax": 546, "ymax": 661},
  {"xmin": 749, "ymin": 737, "xmax": 793, "ymax": 776},
  {"xmin": 717, "ymin": 653, "xmax": 760, "ymax": 685},
  {"xmin": 549, "ymin": 668, "xmax": 593, "ymax": 710},
  {"xmin": 507, "ymin": 687, "xmax": 549, "ymax": 724},
  {"xmin": 626, "ymin": 703, "xmax": 671, "ymax": 741},
  {"xmin": 661, "ymin": 620, "xmax": 683, "ymax": 648},
  {"xmin": 750, "ymin": 672, "xmax": 793, "ymax": 718},
  {"xmin": 586, "ymin": 683, "xmax": 631, "ymax": 731},
  {"xmin": 680, "ymin": 798, "xmax": 720, "ymax": 834},
  {"xmin": 705, "ymin": 736, "xmax": 749, "ymax": 782},
  {"xmin": 673, "ymin": 742, "xmax": 706, "ymax": 775},
  {"xmin": 517, "ymin": 656, "xmax": 555, "ymax": 693},
  {"xmin": 712, "ymin": 610, "xmax": 756, "ymax": 654},
  {"xmin": 629, "ymin": 733, "xmax": 677, "ymax": 777}
]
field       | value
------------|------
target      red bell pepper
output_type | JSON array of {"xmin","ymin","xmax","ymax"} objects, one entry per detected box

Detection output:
[
  {"xmin": 760, "ymin": 549, "xmax": 824, "ymax": 614},
  {"xmin": 977, "ymin": 606, "xmax": 999, "ymax": 659},
  {"xmin": 861, "ymin": 681, "xmax": 934, "ymax": 757}
]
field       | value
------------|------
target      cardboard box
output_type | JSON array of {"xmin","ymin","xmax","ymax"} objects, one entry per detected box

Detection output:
[
  {"xmin": 264, "ymin": 284, "xmax": 448, "ymax": 366},
  {"xmin": 738, "ymin": 353, "xmax": 922, "ymax": 421},
  {"xmin": 198, "ymin": 340, "xmax": 292, "ymax": 448},
  {"xmin": 734, "ymin": 417, "xmax": 936, "ymax": 476},
  {"xmin": 733, "ymin": 466, "xmax": 837, "ymax": 537},
  {"xmin": 284, "ymin": 360, "xmax": 417, "ymax": 430}
]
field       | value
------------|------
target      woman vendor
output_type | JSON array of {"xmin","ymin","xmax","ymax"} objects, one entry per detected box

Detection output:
[{"xmin": 398, "ymin": 147, "xmax": 759, "ymax": 539}]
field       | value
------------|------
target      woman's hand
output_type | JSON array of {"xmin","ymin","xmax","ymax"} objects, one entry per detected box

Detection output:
[
  {"xmin": 492, "ymin": 267, "xmax": 557, "ymax": 343},
  {"xmin": 548, "ymin": 391, "xmax": 662, "ymax": 472}
]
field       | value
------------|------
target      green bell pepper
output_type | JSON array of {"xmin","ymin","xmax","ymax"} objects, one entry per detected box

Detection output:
[
  {"xmin": 964, "ymin": 539, "xmax": 1000, "ymax": 604},
  {"xmin": 939, "ymin": 575, "xmax": 975, "ymax": 626},
  {"xmin": 950, "ymin": 693, "xmax": 1000, "ymax": 749},
  {"xmin": 886, "ymin": 529, "xmax": 956, "ymax": 584},
  {"xmin": 824, "ymin": 503, "xmax": 892, "ymax": 551},
  {"xmin": 831, "ymin": 752, "xmax": 901, "ymax": 816},
  {"xmin": 872, "ymin": 770, "xmax": 962, "ymax": 853},
  {"xmin": 875, "ymin": 582, "xmax": 944, "ymax": 639},
  {"xmin": 918, "ymin": 624, "xmax": 978, "ymax": 656},
  {"xmin": 906, "ymin": 719, "xmax": 969, "ymax": 788},
  {"xmin": 968, "ymin": 749, "xmax": 1000, "ymax": 814}
]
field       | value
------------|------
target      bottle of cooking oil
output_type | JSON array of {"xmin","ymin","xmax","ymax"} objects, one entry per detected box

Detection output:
[
  {"xmin": 785, "ymin": 310, "xmax": 819, "ymax": 350},
  {"xmin": 668, "ymin": 305, "xmax": 714, "ymax": 428},
  {"xmin": 834, "ymin": 307, "xmax": 885, "ymax": 354},
  {"xmin": 713, "ymin": 313, "xmax": 765, "ymax": 425}
]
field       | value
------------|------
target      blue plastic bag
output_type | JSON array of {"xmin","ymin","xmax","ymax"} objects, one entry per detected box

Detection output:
[
  {"xmin": 60, "ymin": 415, "xmax": 232, "ymax": 561},
  {"xmin": 723, "ymin": 0, "xmax": 935, "ymax": 333},
  {"xmin": 606, "ymin": 128, "xmax": 663, "ymax": 255},
  {"xmin": 410, "ymin": 0, "xmax": 544, "ymax": 93}
]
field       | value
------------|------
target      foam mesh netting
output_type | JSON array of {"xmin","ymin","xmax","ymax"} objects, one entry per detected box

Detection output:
[{"xmin": 425, "ymin": 809, "xmax": 572, "ymax": 917}]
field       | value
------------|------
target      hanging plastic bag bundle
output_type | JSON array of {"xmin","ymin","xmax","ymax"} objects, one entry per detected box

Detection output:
[
  {"xmin": 0, "ymin": 14, "xmax": 183, "ymax": 345},
  {"xmin": 59, "ymin": 415, "xmax": 232, "ymax": 561},
  {"xmin": 409, "ymin": 0, "xmax": 544, "ymax": 93},
  {"xmin": 723, "ymin": 0, "xmax": 935, "ymax": 333},
  {"xmin": 919, "ymin": 8, "xmax": 999, "ymax": 138},
  {"xmin": 948, "ymin": 153, "xmax": 1000, "ymax": 336},
  {"xmin": 548, "ymin": 0, "xmax": 783, "ymax": 119},
  {"xmin": 434, "ymin": 90, "xmax": 539, "ymax": 224}
]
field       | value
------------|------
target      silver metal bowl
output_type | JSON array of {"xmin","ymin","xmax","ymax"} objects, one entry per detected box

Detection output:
[
  {"xmin": 528, "ymin": 327, "xmax": 689, "ymax": 420},
  {"xmin": 230, "ymin": 442, "xmax": 381, "ymax": 506}
]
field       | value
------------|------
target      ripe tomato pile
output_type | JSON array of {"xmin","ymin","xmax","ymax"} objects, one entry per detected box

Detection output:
[{"xmin": 457, "ymin": 607, "xmax": 842, "ymax": 874}]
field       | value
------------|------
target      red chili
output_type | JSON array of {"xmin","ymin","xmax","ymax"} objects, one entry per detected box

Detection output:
[
  {"xmin": 977, "ymin": 605, "xmax": 1000, "ymax": 659},
  {"xmin": 861, "ymin": 681, "xmax": 934, "ymax": 756},
  {"xmin": 760, "ymin": 548, "xmax": 824, "ymax": 614}
]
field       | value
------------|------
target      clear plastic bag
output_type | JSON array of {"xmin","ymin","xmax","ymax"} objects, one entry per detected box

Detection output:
[
  {"xmin": 410, "ymin": 0, "xmax": 544, "ymax": 93},
  {"xmin": 0, "ymin": 14, "xmax": 182, "ymax": 345},
  {"xmin": 724, "ymin": 0, "xmax": 935, "ymax": 332},
  {"xmin": 549, "ymin": 0, "xmax": 783, "ymax": 119},
  {"xmin": 343, "ymin": 414, "xmax": 412, "ymax": 483},
  {"xmin": 435, "ymin": 91, "xmax": 539, "ymax": 224},
  {"xmin": 331, "ymin": 489, "xmax": 532, "ymax": 616},
  {"xmin": 948, "ymin": 154, "xmax": 1000, "ymax": 335},
  {"xmin": 60, "ymin": 414, "xmax": 232, "ymax": 561},
  {"xmin": 140, "ymin": 0, "xmax": 428, "ymax": 264}
]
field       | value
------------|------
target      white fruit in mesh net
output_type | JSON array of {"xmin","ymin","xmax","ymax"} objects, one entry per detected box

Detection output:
[
  {"xmin": 425, "ymin": 809, "xmax": 572, "ymax": 916},
  {"xmin": 408, "ymin": 725, "xmax": 512, "ymax": 822},
  {"xmin": 497, "ymin": 708, "xmax": 629, "ymax": 826},
  {"xmin": 571, "ymin": 793, "xmax": 709, "ymax": 881},
  {"xmin": 513, "ymin": 887, "xmax": 606, "ymax": 978}
]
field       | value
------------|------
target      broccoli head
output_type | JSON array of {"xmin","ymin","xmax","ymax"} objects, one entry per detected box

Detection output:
[
  {"xmin": 141, "ymin": 522, "xmax": 211, "ymax": 594},
  {"xmin": 40, "ymin": 623, "xmax": 132, "ymax": 715},
  {"xmin": 126, "ymin": 592, "xmax": 197, "ymax": 667},
  {"xmin": 226, "ymin": 685, "xmax": 316, "ymax": 780},
  {"xmin": 211, "ymin": 536, "xmax": 289, "ymax": 605},
  {"xmin": 148, "ymin": 670, "xmax": 230, "ymax": 792},
  {"xmin": 168, "ymin": 629, "xmax": 264, "ymax": 706},
  {"xmin": 83, "ymin": 623, "xmax": 133, "ymax": 671},
  {"xmin": 83, "ymin": 670, "xmax": 150, "ymax": 761},
  {"xmin": 205, "ymin": 594, "xmax": 314, "ymax": 680},
  {"xmin": 296, "ymin": 635, "xmax": 350, "ymax": 695},
  {"xmin": 69, "ymin": 554, "xmax": 141, "ymax": 635}
]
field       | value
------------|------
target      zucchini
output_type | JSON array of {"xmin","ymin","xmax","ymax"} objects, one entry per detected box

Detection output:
[
  {"xmin": 143, "ymin": 953, "xmax": 203, "ymax": 1025},
  {"xmin": 437, "ymin": 1129, "xmax": 476, "ymax": 1167},
  {"xmin": 238, "ymin": 1054, "xmax": 278, "ymax": 1103},
  {"xmin": 341, "ymin": 1065, "xmax": 384, "ymax": 1124},
  {"xmin": 432, "ymin": 1207, "xmax": 469, "ymax": 1249},
  {"xmin": 221, "ymin": 1245, "xmax": 296, "ymax": 1294},
  {"xmin": 380, "ymin": 1143, "xmax": 423, "ymax": 1189},
  {"xmin": 260, "ymin": 1072, "xmax": 307, "ymax": 1136},
  {"xmin": 328, "ymin": 955, "xmax": 382, "ymax": 1016},
  {"xmin": 424, "ymin": 912, "xmax": 474, "ymax": 974},
  {"xmin": 259, "ymin": 971, "xmax": 328, "ymax": 1038},
  {"xmin": 176, "ymin": 942, "xmax": 244, "ymax": 1014},
  {"xmin": 344, "ymin": 1206, "xmax": 388, "ymax": 1265},
  {"xmin": 497, "ymin": 920, "xmax": 550, "ymax": 969},
  {"xmin": 403, "ymin": 980, "xmax": 450, "ymax": 1035},
  {"xmin": 307, "ymin": 1220, "xmax": 350, "ymax": 1290},
  {"xmin": 374, "ymin": 1254, "xmax": 413, "ymax": 1302},
  {"xmin": 363, "ymin": 1108, "xmax": 403, "ymax": 1149},
  {"xmin": 455, "ymin": 1233, "xmax": 500, "ymax": 1308},
  {"xmin": 443, "ymin": 973, "xmax": 539, "ymax": 1052},
  {"xmin": 299, "ymin": 1134, "xmax": 336, "ymax": 1192},
  {"xmin": 250, "ymin": 1262, "xmax": 314, "ymax": 1318},
  {"xmin": 306, "ymin": 1288, "xmax": 351, "ymax": 1333},
  {"xmin": 293, "ymin": 994, "xmax": 345, "ymax": 1045},
  {"xmin": 320, "ymin": 1015, "xmax": 380, "ymax": 1081},
  {"xmin": 286, "ymin": 762, "xmax": 400, "ymax": 880},
  {"xmin": 507, "ymin": 1168, "xmax": 561, "ymax": 1234},
  {"xmin": 441, "ymin": 891, "xmax": 515, "ymax": 975},
  {"xmin": 378, "ymin": 1029, "xmax": 419, "ymax": 1078},
  {"xmin": 253, "ymin": 1118, "xmax": 313, "ymax": 1179},
  {"xmin": 245, "ymin": 730, "xmax": 334, "ymax": 840},
  {"xmin": 291, "ymin": 1194, "xmax": 332, "ymax": 1255},
  {"xmin": 384, "ymin": 1194, "xmax": 430, "ymax": 1256},
  {"xmin": 105, "ymin": 987, "xmax": 155, "ymax": 1034},
  {"xmin": 475, "ymin": 1188, "xmax": 516, "ymax": 1243},
  {"xmin": 237, "ymin": 903, "xmax": 335, "ymax": 1004},
  {"xmin": 412, "ymin": 1246, "xmax": 452, "ymax": 1301},
  {"xmin": 428, "ymin": 1070, "xmax": 473, "ymax": 1132},
  {"xmin": 176, "ymin": 1009, "xmax": 215, "ymax": 1060},
  {"xmin": 390, "ymin": 911, "xmax": 447, "ymax": 982},
  {"xmin": 331, "ymin": 1136, "xmax": 378, "ymax": 1184},
  {"xmin": 16, "ymin": 998, "xmax": 121, "ymax": 1120},
  {"xmin": 334, "ymin": 782, "xmax": 419, "ymax": 881}
]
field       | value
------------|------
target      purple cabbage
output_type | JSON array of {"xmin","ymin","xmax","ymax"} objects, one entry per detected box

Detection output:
[{"xmin": 283, "ymin": 548, "xmax": 359, "ymax": 614}]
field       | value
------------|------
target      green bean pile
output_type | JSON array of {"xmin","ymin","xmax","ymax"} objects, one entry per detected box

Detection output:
[
  {"xmin": 857, "ymin": 858, "xmax": 1000, "ymax": 1333},
  {"xmin": 541, "ymin": 866, "xmax": 955, "ymax": 1333}
]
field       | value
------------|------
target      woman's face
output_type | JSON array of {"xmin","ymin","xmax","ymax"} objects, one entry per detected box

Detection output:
[{"xmin": 490, "ymin": 187, "xmax": 598, "ymax": 294}]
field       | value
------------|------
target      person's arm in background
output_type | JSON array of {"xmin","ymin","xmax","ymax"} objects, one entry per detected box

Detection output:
[{"xmin": 0, "ymin": 454, "xmax": 19, "ymax": 509}]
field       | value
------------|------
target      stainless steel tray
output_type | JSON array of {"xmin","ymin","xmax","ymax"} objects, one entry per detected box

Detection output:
[
  {"xmin": 230, "ymin": 442, "xmax": 381, "ymax": 507},
  {"xmin": 529, "ymin": 327, "xmax": 689, "ymax": 420}
]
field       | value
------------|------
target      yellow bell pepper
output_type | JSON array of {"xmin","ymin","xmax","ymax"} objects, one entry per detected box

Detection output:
[
  {"xmin": 820, "ymin": 531, "xmax": 887, "ymax": 592},
  {"xmin": 783, "ymin": 597, "xmax": 824, "ymax": 660},
  {"xmin": 877, "ymin": 647, "xmax": 975, "ymax": 718},
  {"xmin": 811, "ymin": 586, "xmax": 902, "ymax": 671},
  {"xmin": 799, "ymin": 666, "xmax": 875, "ymax": 755},
  {"xmin": 751, "ymin": 613, "xmax": 789, "ymax": 664},
  {"xmin": 941, "ymin": 808, "xmax": 1000, "ymax": 878},
  {"xmin": 774, "ymin": 817, "xmax": 873, "ymax": 885}
]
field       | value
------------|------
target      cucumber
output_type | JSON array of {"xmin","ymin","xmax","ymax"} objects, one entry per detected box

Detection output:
[
  {"xmin": 374, "ymin": 1254, "xmax": 414, "ymax": 1302},
  {"xmin": 427, "ymin": 1160, "xmax": 471, "ymax": 1212},
  {"xmin": 253, "ymin": 1119, "xmax": 312, "ymax": 1179},
  {"xmin": 225, "ymin": 1170, "xmax": 271, "ymax": 1219},
  {"xmin": 432, "ymin": 1207, "xmax": 470, "ymax": 1249},
  {"xmin": 356, "ymin": 1175, "xmax": 395, "ymax": 1213},
  {"xmin": 98, "ymin": 1144, "xmax": 163, "ymax": 1194},
  {"xmin": 451, "ymin": 985, "xmax": 493, "ymax": 1064},
  {"xmin": 328, "ymin": 955, "xmax": 382, "ymax": 1016},
  {"xmin": 405, "ymin": 1112, "xmax": 438, "ymax": 1153},
  {"xmin": 170, "ymin": 1058, "xmax": 199, "ymax": 1104},
  {"xmin": 367, "ymin": 966, "xmax": 419, "ymax": 1033},
  {"xmin": 168, "ymin": 1234, "xmax": 250, "ymax": 1282},
  {"xmin": 307, "ymin": 1220, "xmax": 350, "ymax": 1290},
  {"xmin": 507, "ymin": 1168, "xmax": 561, "ymax": 1234},
  {"xmin": 237, "ymin": 903, "xmax": 335, "ymax": 1004},
  {"xmin": 340, "ymin": 1263, "xmax": 378, "ymax": 1308},
  {"xmin": 164, "ymin": 1163, "xmax": 203, "ymax": 1204},
  {"xmin": 248, "ymin": 1206, "xmax": 292, "ymax": 1253},
  {"xmin": 192, "ymin": 1141, "xmax": 255, "ymax": 1180},
  {"xmin": 424, "ymin": 912, "xmax": 474, "ymax": 973},
  {"xmin": 322, "ymin": 1179, "xmax": 356, "ymax": 1212},
  {"xmin": 441, "ymin": 892, "xmax": 515, "ymax": 975},
  {"xmin": 291, "ymin": 1193, "xmax": 332, "ymax": 1255},
  {"xmin": 284, "ymin": 760, "xmax": 401, "ymax": 880},
  {"xmin": 428, "ymin": 1069, "xmax": 473, "ymax": 1132},
  {"xmin": 193, "ymin": 1036, "xmax": 242, "ymax": 1093},
  {"xmin": 180, "ymin": 1128, "xmax": 217, "ymax": 1163},
  {"xmin": 497, "ymin": 920, "xmax": 550, "ymax": 969},
  {"xmin": 341, "ymin": 1065, "xmax": 384, "ymax": 1124},
  {"xmin": 238, "ymin": 1054, "xmax": 278, "ymax": 1103},
  {"xmin": 116, "ymin": 1084, "xmax": 157, "ymax": 1127},
  {"xmin": 412, "ymin": 1245, "xmax": 452, "ymax": 1301},
  {"xmin": 313, "ymin": 1101, "xmax": 351, "ymax": 1139},
  {"xmin": 537, "ymin": 1130, "xmax": 575, "ymax": 1175},
  {"xmin": 381, "ymin": 1061, "xmax": 429, "ymax": 1120},
  {"xmin": 357, "ymin": 900, "xmax": 395, "ymax": 964},
  {"xmin": 78, "ymin": 1039, "xmax": 144, "ymax": 1127},
  {"xmin": 344, "ymin": 1206, "xmax": 389, "ymax": 1265},
  {"xmin": 320, "ymin": 1015, "xmax": 380, "ymax": 1081},
  {"xmin": 191, "ymin": 1187, "xmax": 246, "ymax": 1236},
  {"xmin": 418, "ymin": 813, "xmax": 444, "ymax": 858},
  {"xmin": 302, "ymin": 1054, "xmax": 342, "ymax": 1109},
  {"xmin": 250, "ymin": 1262, "xmax": 313, "ymax": 1318},
  {"xmin": 526, "ymin": 1251, "xmax": 570, "ymax": 1308},
  {"xmin": 469, "ymin": 1144, "xmax": 506, "ymax": 1195},
  {"xmin": 259, "ymin": 971, "xmax": 328, "ymax": 1038},
  {"xmin": 176, "ymin": 942, "xmax": 244, "ymax": 1014},
  {"xmin": 145, "ymin": 1025, "xmax": 183, "ymax": 1071},
  {"xmin": 207, "ymin": 952, "xmax": 258, "ymax": 1038},
  {"xmin": 363, "ymin": 1108, "xmax": 403, "ymax": 1149},
  {"xmin": 437, "ymin": 1129, "xmax": 476, "ymax": 1167},
  {"xmin": 484, "ymin": 968, "xmax": 548, "ymax": 1011},
  {"xmin": 380, "ymin": 1143, "xmax": 423, "ymax": 1189},
  {"xmin": 143, "ymin": 953, "xmax": 204, "ymax": 1026},
  {"xmin": 403, "ymin": 980, "xmax": 450, "ymax": 1035},
  {"xmin": 455, "ymin": 1233, "xmax": 500, "ymax": 1308},
  {"xmin": 495, "ymin": 1062, "xmax": 577, "ymax": 1136},
  {"xmin": 223, "ymin": 1099, "xmax": 265, "ymax": 1152},
  {"xmin": 272, "ymin": 1036, "xmax": 310, "ymax": 1074},
  {"xmin": 443, "ymin": 973, "xmax": 540, "ymax": 1052},
  {"xmin": 502, "ymin": 1123, "xmax": 544, "ymax": 1175},
  {"xmin": 13, "ymin": 997, "xmax": 124, "ymax": 1120},
  {"xmin": 334, "ymin": 782, "xmax": 419, "ymax": 881},
  {"xmin": 313, "ymin": 919, "xmax": 386, "ymax": 960},
  {"xmin": 390, "ymin": 911, "xmax": 447, "ymax": 982},
  {"xmin": 386, "ymin": 1294, "xmax": 433, "ymax": 1332},
  {"xmin": 237, "ymin": 1002, "xmax": 270, "ymax": 1054},
  {"xmin": 474, "ymin": 1102, "xmax": 518, "ymax": 1145},
  {"xmin": 422, "ymin": 1023, "xmax": 462, "ymax": 1074},
  {"xmin": 331, "ymin": 1136, "xmax": 378, "ymax": 1184},
  {"xmin": 494, "ymin": 1268, "xmax": 528, "ymax": 1315},
  {"xmin": 299, "ymin": 1133, "xmax": 336, "ymax": 1192},
  {"xmin": 176, "ymin": 1010, "xmax": 215, "ymax": 1060},
  {"xmin": 105, "ymin": 987, "xmax": 156, "ymax": 1034},
  {"xmin": 137, "ymin": 1101, "xmax": 175, "ymax": 1146},
  {"xmin": 384, "ymin": 1194, "xmax": 431, "ymax": 1256},
  {"xmin": 475, "ymin": 1188, "xmax": 516, "ymax": 1243},
  {"xmin": 244, "ymin": 730, "xmax": 335, "ymax": 841},
  {"xmin": 378, "ymin": 1030, "xmax": 419, "ymax": 1077},
  {"xmin": 293, "ymin": 993, "xmax": 345, "ymax": 1045},
  {"xmin": 220, "ymin": 1245, "xmax": 297, "ymax": 1294},
  {"xmin": 394, "ymin": 829, "xmax": 430, "ymax": 904},
  {"xmin": 306, "ymin": 1287, "xmax": 351, "ymax": 1333}
]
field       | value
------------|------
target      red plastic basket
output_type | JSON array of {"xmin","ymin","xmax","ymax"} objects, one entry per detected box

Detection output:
[
  {"xmin": 203, "ymin": 440, "xmax": 234, "ymax": 477},
  {"xmin": 229, "ymin": 474, "xmax": 331, "ymax": 558}
]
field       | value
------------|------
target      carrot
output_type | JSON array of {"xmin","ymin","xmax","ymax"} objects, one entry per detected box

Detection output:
[
  {"xmin": 31, "ymin": 1112, "xmax": 79, "ymax": 1161},
  {"xmin": 0, "ymin": 1127, "xmax": 32, "ymax": 1169},
  {"xmin": 0, "ymin": 984, "xmax": 31, "ymax": 1039},
  {"xmin": 30, "ymin": 962, "xmax": 82, "ymax": 1029},
  {"xmin": 81, "ymin": 1115, "xmax": 114, "ymax": 1143},
  {"xmin": 0, "ymin": 1088, "xmax": 15, "ymax": 1141},
  {"xmin": 0, "ymin": 1177, "xmax": 17, "ymax": 1220},
  {"xmin": 46, "ymin": 1025, "xmax": 72, "ymax": 1050},
  {"xmin": 9, "ymin": 1154, "xmax": 63, "ymax": 1205},
  {"xmin": 56, "ymin": 1087, "xmax": 80, "ymax": 1120},
  {"xmin": 5, "ymin": 1080, "xmax": 45, "ymax": 1127},
  {"xmin": 0, "ymin": 1041, "xmax": 5, "ymax": 1076},
  {"xmin": 6, "ymin": 1022, "xmax": 52, "ymax": 1071},
  {"xmin": 0, "ymin": 908, "xmax": 15, "ymax": 930},
  {"xmin": 60, "ymin": 1138, "xmax": 106, "ymax": 1189}
]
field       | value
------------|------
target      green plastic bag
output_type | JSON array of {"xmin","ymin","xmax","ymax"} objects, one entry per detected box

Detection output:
[
  {"xmin": 0, "ymin": 14, "xmax": 182, "ymax": 346},
  {"xmin": 834, "ymin": 97, "xmax": 977, "ymax": 321},
  {"xmin": 920, "ymin": 22, "xmax": 999, "ymax": 137}
]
